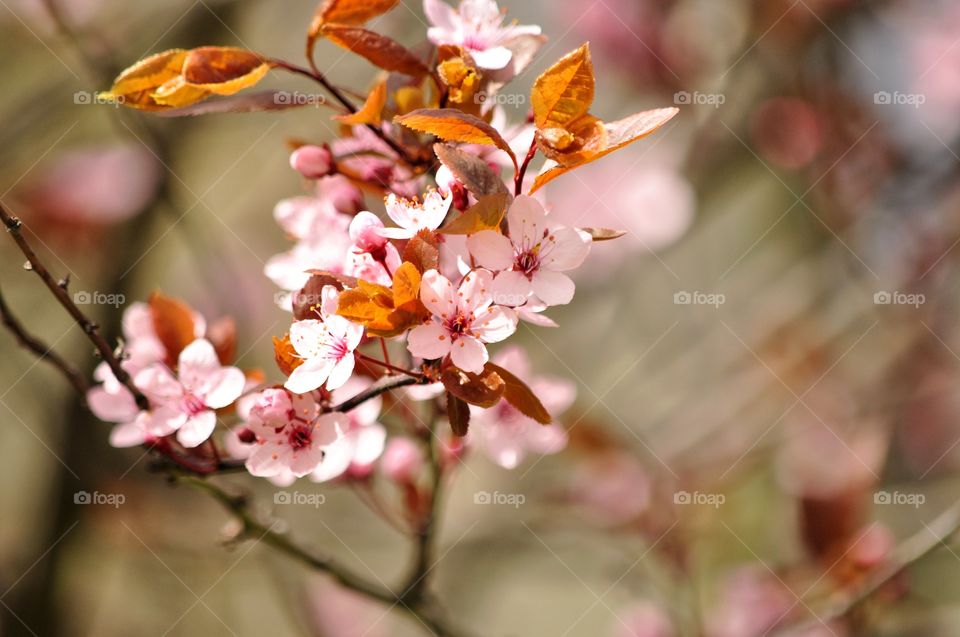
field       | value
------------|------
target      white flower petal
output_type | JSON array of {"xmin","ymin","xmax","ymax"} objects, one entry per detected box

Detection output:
[
  {"xmin": 468, "ymin": 230, "xmax": 514, "ymax": 271},
  {"xmin": 450, "ymin": 335, "xmax": 488, "ymax": 373},
  {"xmin": 491, "ymin": 270, "xmax": 532, "ymax": 306},
  {"xmin": 407, "ymin": 323, "xmax": 452, "ymax": 360},
  {"xmin": 176, "ymin": 411, "xmax": 217, "ymax": 448},
  {"xmin": 541, "ymin": 226, "xmax": 590, "ymax": 271},
  {"xmin": 420, "ymin": 269, "xmax": 457, "ymax": 318},
  {"xmin": 458, "ymin": 269, "xmax": 494, "ymax": 313},
  {"xmin": 531, "ymin": 270, "xmax": 576, "ymax": 306},
  {"xmin": 471, "ymin": 305, "xmax": 518, "ymax": 343},
  {"xmin": 203, "ymin": 367, "xmax": 245, "ymax": 409}
]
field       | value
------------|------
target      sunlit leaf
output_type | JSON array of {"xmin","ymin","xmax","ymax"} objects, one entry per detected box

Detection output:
[
  {"xmin": 441, "ymin": 365, "xmax": 505, "ymax": 408},
  {"xmin": 530, "ymin": 107, "xmax": 678, "ymax": 193},
  {"xmin": 155, "ymin": 90, "xmax": 329, "ymax": 117},
  {"xmin": 336, "ymin": 267, "xmax": 429, "ymax": 338},
  {"xmin": 308, "ymin": 0, "xmax": 400, "ymax": 66},
  {"xmin": 149, "ymin": 291, "xmax": 197, "ymax": 365},
  {"xmin": 531, "ymin": 43, "xmax": 594, "ymax": 131},
  {"xmin": 579, "ymin": 227, "xmax": 626, "ymax": 241},
  {"xmin": 391, "ymin": 261, "xmax": 421, "ymax": 308},
  {"xmin": 334, "ymin": 78, "xmax": 387, "ymax": 125},
  {"xmin": 446, "ymin": 393, "xmax": 470, "ymax": 437},
  {"xmin": 321, "ymin": 25, "xmax": 429, "ymax": 77},
  {"xmin": 440, "ymin": 193, "xmax": 508, "ymax": 234},
  {"xmin": 99, "ymin": 49, "xmax": 190, "ymax": 110},
  {"xmin": 181, "ymin": 46, "xmax": 270, "ymax": 95},
  {"xmin": 273, "ymin": 334, "xmax": 303, "ymax": 376},
  {"xmin": 434, "ymin": 143, "xmax": 509, "ymax": 198},
  {"xmin": 293, "ymin": 273, "xmax": 346, "ymax": 320},
  {"xmin": 486, "ymin": 363, "xmax": 551, "ymax": 424},
  {"xmin": 396, "ymin": 109, "xmax": 518, "ymax": 170}
]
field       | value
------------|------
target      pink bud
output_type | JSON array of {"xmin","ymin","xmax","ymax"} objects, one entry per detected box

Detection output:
[
  {"xmin": 290, "ymin": 145, "xmax": 333, "ymax": 179},
  {"xmin": 318, "ymin": 174, "xmax": 364, "ymax": 215},
  {"xmin": 382, "ymin": 437, "xmax": 424, "ymax": 484}
]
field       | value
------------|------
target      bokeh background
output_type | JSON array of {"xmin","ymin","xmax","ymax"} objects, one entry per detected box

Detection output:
[{"xmin": 3, "ymin": 0, "xmax": 960, "ymax": 635}]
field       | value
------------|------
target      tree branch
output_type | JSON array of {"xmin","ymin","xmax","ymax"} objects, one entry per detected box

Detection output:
[
  {"xmin": 775, "ymin": 497, "xmax": 960, "ymax": 634},
  {"xmin": 331, "ymin": 374, "xmax": 425, "ymax": 412},
  {"xmin": 0, "ymin": 284, "xmax": 89, "ymax": 396},
  {"xmin": 0, "ymin": 203, "xmax": 149, "ymax": 410}
]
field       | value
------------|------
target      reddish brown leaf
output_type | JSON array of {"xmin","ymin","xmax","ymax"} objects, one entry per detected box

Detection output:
[
  {"xmin": 402, "ymin": 229, "xmax": 440, "ymax": 274},
  {"xmin": 293, "ymin": 273, "xmax": 347, "ymax": 320},
  {"xmin": 486, "ymin": 363, "xmax": 552, "ymax": 424},
  {"xmin": 148, "ymin": 292, "xmax": 197, "ymax": 365},
  {"xmin": 433, "ymin": 143, "xmax": 509, "ymax": 198},
  {"xmin": 207, "ymin": 317, "xmax": 237, "ymax": 365},
  {"xmin": 446, "ymin": 392, "xmax": 471, "ymax": 437},
  {"xmin": 307, "ymin": 0, "xmax": 400, "ymax": 68},
  {"xmin": 441, "ymin": 365, "xmax": 505, "ymax": 408},
  {"xmin": 396, "ymin": 109, "xmax": 518, "ymax": 170},
  {"xmin": 321, "ymin": 25, "xmax": 429, "ymax": 77},
  {"xmin": 181, "ymin": 47, "xmax": 270, "ymax": 95},
  {"xmin": 440, "ymin": 193, "xmax": 508, "ymax": 235}
]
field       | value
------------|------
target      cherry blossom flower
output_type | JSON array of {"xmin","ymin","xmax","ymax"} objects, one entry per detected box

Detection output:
[
  {"xmin": 407, "ymin": 269, "xmax": 517, "ymax": 373},
  {"xmin": 244, "ymin": 388, "xmax": 345, "ymax": 479},
  {"xmin": 345, "ymin": 211, "xmax": 402, "ymax": 285},
  {"xmin": 134, "ymin": 339, "xmax": 246, "ymax": 448},
  {"xmin": 285, "ymin": 287, "xmax": 363, "ymax": 394},
  {"xmin": 311, "ymin": 376, "xmax": 387, "ymax": 482},
  {"xmin": 381, "ymin": 437, "xmax": 425, "ymax": 483},
  {"xmin": 467, "ymin": 195, "xmax": 590, "ymax": 307},
  {"xmin": 424, "ymin": 0, "xmax": 541, "ymax": 70},
  {"xmin": 468, "ymin": 346, "xmax": 571, "ymax": 468},
  {"xmin": 376, "ymin": 190, "xmax": 452, "ymax": 240},
  {"xmin": 613, "ymin": 601, "xmax": 675, "ymax": 637}
]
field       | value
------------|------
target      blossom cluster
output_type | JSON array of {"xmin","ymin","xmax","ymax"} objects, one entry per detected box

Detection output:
[{"xmin": 88, "ymin": 0, "xmax": 676, "ymax": 485}]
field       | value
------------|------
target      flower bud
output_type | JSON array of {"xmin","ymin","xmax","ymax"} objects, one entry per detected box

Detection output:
[
  {"xmin": 318, "ymin": 174, "xmax": 364, "ymax": 215},
  {"xmin": 289, "ymin": 145, "xmax": 333, "ymax": 179},
  {"xmin": 382, "ymin": 437, "xmax": 425, "ymax": 484},
  {"xmin": 250, "ymin": 388, "xmax": 292, "ymax": 427},
  {"xmin": 349, "ymin": 211, "xmax": 388, "ymax": 253}
]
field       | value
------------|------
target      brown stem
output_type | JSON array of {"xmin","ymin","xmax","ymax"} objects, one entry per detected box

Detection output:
[
  {"xmin": 0, "ymin": 284, "xmax": 89, "ymax": 396},
  {"xmin": 0, "ymin": 203, "xmax": 149, "ymax": 410},
  {"xmin": 331, "ymin": 373, "xmax": 424, "ymax": 412},
  {"xmin": 514, "ymin": 136, "xmax": 539, "ymax": 196},
  {"xmin": 356, "ymin": 352, "xmax": 425, "ymax": 379}
]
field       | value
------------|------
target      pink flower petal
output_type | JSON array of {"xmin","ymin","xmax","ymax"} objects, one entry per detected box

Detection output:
[
  {"xmin": 450, "ymin": 335, "xmax": 488, "ymax": 373},
  {"xmin": 420, "ymin": 270, "xmax": 457, "ymax": 319},
  {"xmin": 177, "ymin": 410, "xmax": 217, "ymax": 448},
  {"xmin": 472, "ymin": 305, "xmax": 518, "ymax": 343},
  {"xmin": 407, "ymin": 322, "xmax": 452, "ymax": 360},
  {"xmin": 531, "ymin": 270, "xmax": 575, "ymax": 306},
  {"xmin": 468, "ymin": 230, "xmax": 514, "ymax": 271}
]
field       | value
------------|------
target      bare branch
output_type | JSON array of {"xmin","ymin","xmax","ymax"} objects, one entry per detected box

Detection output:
[{"xmin": 0, "ymin": 203, "xmax": 149, "ymax": 410}]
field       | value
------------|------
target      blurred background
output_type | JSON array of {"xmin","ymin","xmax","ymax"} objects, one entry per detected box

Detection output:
[{"xmin": 2, "ymin": 0, "xmax": 960, "ymax": 635}]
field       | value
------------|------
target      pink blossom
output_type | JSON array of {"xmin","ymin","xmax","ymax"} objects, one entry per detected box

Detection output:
[
  {"xmin": 468, "ymin": 345, "xmax": 571, "ymax": 468},
  {"xmin": 424, "ymin": 0, "xmax": 541, "ymax": 70},
  {"xmin": 614, "ymin": 601, "xmax": 675, "ymax": 637},
  {"xmin": 244, "ymin": 388, "xmax": 345, "ymax": 479},
  {"xmin": 345, "ymin": 211, "xmax": 402, "ymax": 285},
  {"xmin": 381, "ymin": 437, "xmax": 425, "ymax": 483},
  {"xmin": 377, "ymin": 190, "xmax": 452, "ymax": 240},
  {"xmin": 290, "ymin": 144, "xmax": 333, "ymax": 179},
  {"xmin": 467, "ymin": 195, "xmax": 590, "ymax": 307},
  {"xmin": 317, "ymin": 174, "xmax": 364, "ymax": 215},
  {"xmin": 407, "ymin": 269, "xmax": 517, "ymax": 373},
  {"xmin": 285, "ymin": 287, "xmax": 363, "ymax": 393},
  {"xmin": 311, "ymin": 377, "xmax": 387, "ymax": 481},
  {"xmin": 133, "ymin": 339, "xmax": 246, "ymax": 448}
]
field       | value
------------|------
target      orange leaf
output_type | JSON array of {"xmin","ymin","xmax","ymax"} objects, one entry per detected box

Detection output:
[
  {"xmin": 321, "ymin": 25, "xmax": 429, "ymax": 77},
  {"xmin": 307, "ymin": 0, "xmax": 400, "ymax": 66},
  {"xmin": 531, "ymin": 43, "xmax": 595, "ymax": 131},
  {"xmin": 441, "ymin": 365, "xmax": 505, "ymax": 408},
  {"xmin": 530, "ymin": 107, "xmax": 678, "ymax": 193},
  {"xmin": 391, "ymin": 262, "xmax": 421, "ymax": 308},
  {"xmin": 148, "ymin": 292, "xmax": 197, "ymax": 365},
  {"xmin": 181, "ymin": 46, "xmax": 270, "ymax": 96},
  {"xmin": 98, "ymin": 49, "xmax": 190, "ymax": 110},
  {"xmin": 273, "ymin": 334, "xmax": 303, "ymax": 376},
  {"xmin": 336, "ymin": 268, "xmax": 429, "ymax": 338},
  {"xmin": 440, "ymin": 193, "xmax": 508, "ymax": 234},
  {"xmin": 486, "ymin": 363, "xmax": 552, "ymax": 424},
  {"xmin": 396, "ymin": 109, "xmax": 517, "ymax": 170},
  {"xmin": 334, "ymin": 78, "xmax": 387, "ymax": 125}
]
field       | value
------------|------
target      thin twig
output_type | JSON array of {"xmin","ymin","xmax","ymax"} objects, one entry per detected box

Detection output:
[
  {"xmin": 331, "ymin": 373, "xmax": 424, "ymax": 412},
  {"xmin": 0, "ymin": 284, "xmax": 89, "ymax": 396},
  {"xmin": 0, "ymin": 203, "xmax": 148, "ymax": 410}
]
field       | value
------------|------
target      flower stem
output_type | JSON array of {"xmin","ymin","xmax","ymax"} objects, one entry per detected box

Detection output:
[{"xmin": 514, "ymin": 136, "xmax": 539, "ymax": 196}]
